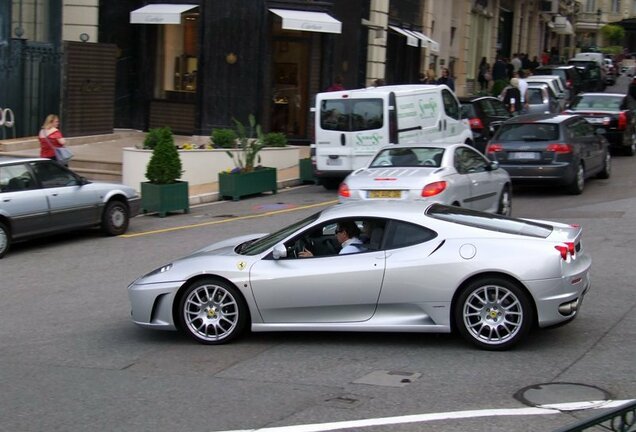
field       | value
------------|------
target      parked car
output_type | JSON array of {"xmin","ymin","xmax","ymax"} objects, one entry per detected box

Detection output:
[
  {"xmin": 0, "ymin": 157, "xmax": 140, "ymax": 257},
  {"xmin": 459, "ymin": 96, "xmax": 512, "ymax": 152},
  {"xmin": 564, "ymin": 93, "xmax": 636, "ymax": 156},
  {"xmin": 525, "ymin": 83, "xmax": 561, "ymax": 114},
  {"xmin": 338, "ymin": 143, "xmax": 512, "ymax": 215},
  {"xmin": 568, "ymin": 59, "xmax": 606, "ymax": 92},
  {"xmin": 128, "ymin": 200, "xmax": 591, "ymax": 350},
  {"xmin": 524, "ymin": 75, "xmax": 570, "ymax": 108},
  {"xmin": 533, "ymin": 65, "xmax": 584, "ymax": 96},
  {"xmin": 486, "ymin": 113, "xmax": 611, "ymax": 194}
]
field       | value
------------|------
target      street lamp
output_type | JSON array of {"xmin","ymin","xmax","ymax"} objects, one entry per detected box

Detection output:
[{"xmin": 595, "ymin": 8, "xmax": 602, "ymax": 49}]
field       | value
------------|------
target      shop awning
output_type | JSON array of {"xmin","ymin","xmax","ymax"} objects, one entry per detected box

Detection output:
[
  {"xmin": 404, "ymin": 29, "xmax": 440, "ymax": 53},
  {"xmin": 269, "ymin": 9, "xmax": 341, "ymax": 34},
  {"xmin": 130, "ymin": 4, "xmax": 198, "ymax": 24},
  {"xmin": 389, "ymin": 26, "xmax": 419, "ymax": 47},
  {"xmin": 554, "ymin": 16, "xmax": 574, "ymax": 35}
]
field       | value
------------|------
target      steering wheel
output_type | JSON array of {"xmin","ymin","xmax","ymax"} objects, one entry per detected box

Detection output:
[
  {"xmin": 423, "ymin": 159, "xmax": 437, "ymax": 167},
  {"xmin": 289, "ymin": 238, "xmax": 309, "ymax": 258}
]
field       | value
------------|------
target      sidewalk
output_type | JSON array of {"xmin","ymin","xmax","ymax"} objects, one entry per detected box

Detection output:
[{"xmin": 0, "ymin": 129, "xmax": 312, "ymax": 205}]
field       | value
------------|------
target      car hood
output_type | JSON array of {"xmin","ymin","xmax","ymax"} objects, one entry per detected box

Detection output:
[
  {"xmin": 191, "ymin": 233, "xmax": 269, "ymax": 255},
  {"xmin": 345, "ymin": 167, "xmax": 447, "ymax": 188}
]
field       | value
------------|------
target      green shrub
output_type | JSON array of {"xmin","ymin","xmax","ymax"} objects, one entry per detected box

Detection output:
[
  {"xmin": 145, "ymin": 127, "xmax": 183, "ymax": 184},
  {"xmin": 211, "ymin": 128, "xmax": 237, "ymax": 149},
  {"xmin": 263, "ymin": 132, "xmax": 287, "ymax": 147},
  {"xmin": 143, "ymin": 127, "xmax": 163, "ymax": 150}
]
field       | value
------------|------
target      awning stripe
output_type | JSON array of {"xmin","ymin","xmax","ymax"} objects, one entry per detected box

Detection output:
[{"xmin": 389, "ymin": 26, "xmax": 419, "ymax": 47}]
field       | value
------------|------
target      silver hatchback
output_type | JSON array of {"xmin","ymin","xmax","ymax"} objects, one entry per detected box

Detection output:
[{"xmin": 0, "ymin": 157, "xmax": 140, "ymax": 257}]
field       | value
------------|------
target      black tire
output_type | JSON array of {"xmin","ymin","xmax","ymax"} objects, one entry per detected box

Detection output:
[
  {"xmin": 625, "ymin": 134, "xmax": 636, "ymax": 156},
  {"xmin": 596, "ymin": 151, "xmax": 611, "ymax": 179},
  {"xmin": 497, "ymin": 185, "xmax": 512, "ymax": 216},
  {"xmin": 177, "ymin": 278, "xmax": 248, "ymax": 345},
  {"xmin": 321, "ymin": 178, "xmax": 341, "ymax": 190},
  {"xmin": 0, "ymin": 221, "xmax": 11, "ymax": 259},
  {"xmin": 567, "ymin": 162, "xmax": 585, "ymax": 195},
  {"xmin": 455, "ymin": 277, "xmax": 533, "ymax": 350},
  {"xmin": 101, "ymin": 200, "xmax": 130, "ymax": 236}
]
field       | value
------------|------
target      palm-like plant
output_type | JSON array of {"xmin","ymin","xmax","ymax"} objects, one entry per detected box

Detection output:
[{"xmin": 226, "ymin": 114, "xmax": 265, "ymax": 173}]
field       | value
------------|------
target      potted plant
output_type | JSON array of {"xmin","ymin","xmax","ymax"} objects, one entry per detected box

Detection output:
[
  {"xmin": 140, "ymin": 127, "xmax": 189, "ymax": 217},
  {"xmin": 218, "ymin": 115, "xmax": 277, "ymax": 201}
]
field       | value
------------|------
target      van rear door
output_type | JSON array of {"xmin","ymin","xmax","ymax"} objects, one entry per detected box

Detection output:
[{"xmin": 315, "ymin": 94, "xmax": 388, "ymax": 175}]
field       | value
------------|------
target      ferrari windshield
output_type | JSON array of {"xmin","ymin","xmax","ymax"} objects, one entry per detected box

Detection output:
[{"xmin": 239, "ymin": 212, "xmax": 321, "ymax": 255}]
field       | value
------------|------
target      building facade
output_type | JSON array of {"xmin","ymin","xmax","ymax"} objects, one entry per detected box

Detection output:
[{"xmin": 3, "ymin": 0, "xmax": 636, "ymax": 141}]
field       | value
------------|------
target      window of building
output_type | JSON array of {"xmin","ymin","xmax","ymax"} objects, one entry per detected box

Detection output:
[
  {"xmin": 612, "ymin": 0, "xmax": 621, "ymax": 12},
  {"xmin": 154, "ymin": 11, "xmax": 199, "ymax": 101},
  {"xmin": 633, "ymin": 0, "xmax": 636, "ymax": 14},
  {"xmin": 585, "ymin": 0, "xmax": 596, "ymax": 12},
  {"xmin": 11, "ymin": 0, "xmax": 50, "ymax": 41}
]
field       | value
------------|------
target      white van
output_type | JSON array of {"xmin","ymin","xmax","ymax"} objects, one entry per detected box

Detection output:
[
  {"xmin": 312, "ymin": 85, "xmax": 473, "ymax": 189},
  {"xmin": 573, "ymin": 52, "xmax": 604, "ymax": 67}
]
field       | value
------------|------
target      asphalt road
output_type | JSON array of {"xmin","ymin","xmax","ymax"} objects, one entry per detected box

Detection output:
[{"xmin": 2, "ymin": 78, "xmax": 635, "ymax": 432}]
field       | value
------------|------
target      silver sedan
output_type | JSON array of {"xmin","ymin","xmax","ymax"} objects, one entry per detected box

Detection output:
[
  {"xmin": 128, "ymin": 201, "xmax": 591, "ymax": 350},
  {"xmin": 338, "ymin": 143, "xmax": 512, "ymax": 216},
  {"xmin": 0, "ymin": 156, "xmax": 140, "ymax": 257}
]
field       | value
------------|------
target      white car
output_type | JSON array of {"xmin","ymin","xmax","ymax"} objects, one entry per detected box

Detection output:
[{"xmin": 338, "ymin": 143, "xmax": 512, "ymax": 215}]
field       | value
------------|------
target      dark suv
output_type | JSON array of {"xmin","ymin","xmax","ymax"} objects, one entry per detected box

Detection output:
[
  {"xmin": 533, "ymin": 65, "xmax": 584, "ymax": 96},
  {"xmin": 567, "ymin": 59, "xmax": 606, "ymax": 92}
]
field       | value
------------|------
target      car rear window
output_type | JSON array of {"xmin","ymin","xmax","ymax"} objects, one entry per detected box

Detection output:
[
  {"xmin": 460, "ymin": 103, "xmax": 476, "ymax": 118},
  {"xmin": 426, "ymin": 204, "xmax": 553, "ymax": 238},
  {"xmin": 494, "ymin": 123, "xmax": 559, "ymax": 141},
  {"xmin": 570, "ymin": 95, "xmax": 622, "ymax": 110},
  {"xmin": 320, "ymin": 98, "xmax": 383, "ymax": 132},
  {"xmin": 369, "ymin": 147, "xmax": 444, "ymax": 168}
]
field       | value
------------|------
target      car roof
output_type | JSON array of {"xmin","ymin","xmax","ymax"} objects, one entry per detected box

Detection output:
[
  {"xmin": 376, "ymin": 142, "xmax": 464, "ymax": 151},
  {"xmin": 321, "ymin": 200, "xmax": 433, "ymax": 220},
  {"xmin": 502, "ymin": 113, "xmax": 577, "ymax": 124},
  {"xmin": 536, "ymin": 65, "xmax": 577, "ymax": 71},
  {"xmin": 576, "ymin": 92, "xmax": 624, "ymax": 98},
  {"xmin": 458, "ymin": 96, "xmax": 499, "ymax": 103},
  {"xmin": 0, "ymin": 156, "xmax": 47, "ymax": 165}
]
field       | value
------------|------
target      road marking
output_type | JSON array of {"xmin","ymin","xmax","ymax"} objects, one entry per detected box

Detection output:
[
  {"xmin": 120, "ymin": 200, "xmax": 338, "ymax": 238},
  {"xmin": 215, "ymin": 400, "xmax": 635, "ymax": 432}
]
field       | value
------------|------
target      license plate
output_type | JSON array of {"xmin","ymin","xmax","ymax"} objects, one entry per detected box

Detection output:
[
  {"xmin": 326, "ymin": 158, "xmax": 342, "ymax": 166},
  {"xmin": 508, "ymin": 152, "xmax": 540, "ymax": 160},
  {"xmin": 585, "ymin": 117, "xmax": 603, "ymax": 124},
  {"xmin": 368, "ymin": 190, "xmax": 401, "ymax": 199}
]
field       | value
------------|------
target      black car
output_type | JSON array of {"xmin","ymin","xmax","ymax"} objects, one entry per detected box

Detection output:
[
  {"xmin": 534, "ymin": 65, "xmax": 584, "ymax": 96},
  {"xmin": 567, "ymin": 59, "xmax": 606, "ymax": 92},
  {"xmin": 459, "ymin": 96, "xmax": 512, "ymax": 153},
  {"xmin": 564, "ymin": 93, "xmax": 636, "ymax": 156},
  {"xmin": 485, "ymin": 113, "xmax": 610, "ymax": 194}
]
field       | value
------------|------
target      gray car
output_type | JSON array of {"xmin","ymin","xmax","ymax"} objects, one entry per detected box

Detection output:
[
  {"xmin": 338, "ymin": 143, "xmax": 512, "ymax": 216},
  {"xmin": 0, "ymin": 156, "xmax": 140, "ymax": 257},
  {"xmin": 128, "ymin": 201, "xmax": 591, "ymax": 350},
  {"xmin": 525, "ymin": 83, "xmax": 561, "ymax": 114}
]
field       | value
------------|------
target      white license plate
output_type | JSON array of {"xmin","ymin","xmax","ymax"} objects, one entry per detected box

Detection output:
[
  {"xmin": 585, "ymin": 117, "xmax": 603, "ymax": 124},
  {"xmin": 326, "ymin": 158, "xmax": 342, "ymax": 166},
  {"xmin": 509, "ymin": 152, "xmax": 540, "ymax": 160}
]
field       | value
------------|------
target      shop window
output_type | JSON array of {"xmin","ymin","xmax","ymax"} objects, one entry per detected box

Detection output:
[
  {"xmin": 155, "ymin": 12, "xmax": 199, "ymax": 101},
  {"xmin": 271, "ymin": 39, "xmax": 309, "ymax": 137}
]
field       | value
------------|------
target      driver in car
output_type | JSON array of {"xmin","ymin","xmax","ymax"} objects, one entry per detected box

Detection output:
[{"xmin": 299, "ymin": 221, "xmax": 365, "ymax": 257}]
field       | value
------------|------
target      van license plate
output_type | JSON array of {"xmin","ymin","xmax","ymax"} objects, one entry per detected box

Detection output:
[
  {"xmin": 326, "ymin": 158, "xmax": 342, "ymax": 166},
  {"xmin": 369, "ymin": 190, "xmax": 401, "ymax": 199}
]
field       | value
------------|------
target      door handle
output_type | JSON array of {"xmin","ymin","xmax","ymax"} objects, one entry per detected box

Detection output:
[
  {"xmin": 340, "ymin": 133, "xmax": 346, "ymax": 146},
  {"xmin": 2, "ymin": 199, "xmax": 10, "ymax": 202}
]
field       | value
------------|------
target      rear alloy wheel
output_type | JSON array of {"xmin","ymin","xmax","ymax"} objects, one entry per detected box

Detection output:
[
  {"xmin": 0, "ymin": 221, "xmax": 11, "ymax": 259},
  {"xmin": 626, "ymin": 132, "xmax": 636, "ymax": 156},
  {"xmin": 177, "ymin": 278, "xmax": 247, "ymax": 345},
  {"xmin": 568, "ymin": 162, "xmax": 585, "ymax": 195},
  {"xmin": 597, "ymin": 151, "xmax": 611, "ymax": 179},
  {"xmin": 101, "ymin": 200, "xmax": 129, "ymax": 236},
  {"xmin": 455, "ymin": 277, "xmax": 533, "ymax": 350},
  {"xmin": 497, "ymin": 186, "xmax": 512, "ymax": 216}
]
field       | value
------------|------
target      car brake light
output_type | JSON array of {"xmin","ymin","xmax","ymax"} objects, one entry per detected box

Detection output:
[
  {"xmin": 421, "ymin": 181, "xmax": 447, "ymax": 197},
  {"xmin": 487, "ymin": 143, "xmax": 503, "ymax": 153},
  {"xmin": 566, "ymin": 79, "xmax": 573, "ymax": 88},
  {"xmin": 618, "ymin": 112, "xmax": 628, "ymax": 130},
  {"xmin": 555, "ymin": 242, "xmax": 576, "ymax": 260},
  {"xmin": 469, "ymin": 118, "xmax": 484, "ymax": 130},
  {"xmin": 338, "ymin": 183, "xmax": 350, "ymax": 197},
  {"xmin": 546, "ymin": 143, "xmax": 572, "ymax": 153}
]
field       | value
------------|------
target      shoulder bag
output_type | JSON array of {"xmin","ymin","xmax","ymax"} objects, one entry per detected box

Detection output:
[{"xmin": 43, "ymin": 131, "xmax": 73, "ymax": 164}]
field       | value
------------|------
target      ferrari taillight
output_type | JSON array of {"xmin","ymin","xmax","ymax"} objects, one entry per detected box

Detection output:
[
  {"xmin": 338, "ymin": 183, "xmax": 350, "ymax": 197},
  {"xmin": 421, "ymin": 181, "xmax": 447, "ymax": 197},
  {"xmin": 555, "ymin": 242, "xmax": 576, "ymax": 260}
]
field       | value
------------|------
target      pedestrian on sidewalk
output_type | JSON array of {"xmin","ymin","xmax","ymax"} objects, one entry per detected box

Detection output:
[{"xmin": 39, "ymin": 114, "xmax": 68, "ymax": 165}]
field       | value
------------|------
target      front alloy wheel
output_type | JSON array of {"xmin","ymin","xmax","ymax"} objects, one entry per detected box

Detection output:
[
  {"xmin": 177, "ymin": 279, "xmax": 247, "ymax": 344},
  {"xmin": 455, "ymin": 278, "xmax": 533, "ymax": 350}
]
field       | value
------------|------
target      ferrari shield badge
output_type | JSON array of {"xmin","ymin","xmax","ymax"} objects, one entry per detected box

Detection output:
[{"xmin": 236, "ymin": 261, "xmax": 247, "ymax": 271}]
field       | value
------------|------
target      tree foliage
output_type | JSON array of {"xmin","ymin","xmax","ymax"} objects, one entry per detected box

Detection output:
[{"xmin": 145, "ymin": 127, "xmax": 183, "ymax": 184}]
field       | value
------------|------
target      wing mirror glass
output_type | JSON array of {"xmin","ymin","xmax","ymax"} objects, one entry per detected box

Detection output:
[{"xmin": 272, "ymin": 243, "xmax": 287, "ymax": 260}]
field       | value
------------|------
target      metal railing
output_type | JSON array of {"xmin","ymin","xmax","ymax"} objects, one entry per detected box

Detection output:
[{"xmin": 554, "ymin": 400, "xmax": 636, "ymax": 432}]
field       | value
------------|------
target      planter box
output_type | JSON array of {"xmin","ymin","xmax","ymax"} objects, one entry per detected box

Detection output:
[
  {"xmin": 299, "ymin": 157, "xmax": 316, "ymax": 184},
  {"xmin": 141, "ymin": 181, "xmax": 189, "ymax": 217},
  {"xmin": 218, "ymin": 167, "xmax": 277, "ymax": 201}
]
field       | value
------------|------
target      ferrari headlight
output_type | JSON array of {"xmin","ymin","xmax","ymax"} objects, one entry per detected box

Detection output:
[{"xmin": 143, "ymin": 263, "xmax": 173, "ymax": 278}]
